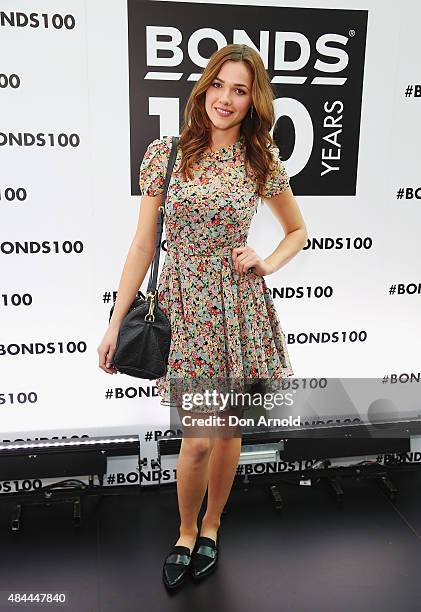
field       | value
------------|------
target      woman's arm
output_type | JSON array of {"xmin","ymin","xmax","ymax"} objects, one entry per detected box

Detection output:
[
  {"xmin": 108, "ymin": 193, "xmax": 164, "ymax": 328},
  {"xmin": 263, "ymin": 186, "xmax": 308, "ymax": 274}
]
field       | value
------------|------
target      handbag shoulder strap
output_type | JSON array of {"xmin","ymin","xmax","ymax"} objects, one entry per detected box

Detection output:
[{"xmin": 146, "ymin": 135, "xmax": 179, "ymax": 294}]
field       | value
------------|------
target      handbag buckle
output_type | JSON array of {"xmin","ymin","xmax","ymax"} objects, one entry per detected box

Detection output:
[{"xmin": 145, "ymin": 291, "xmax": 156, "ymax": 322}]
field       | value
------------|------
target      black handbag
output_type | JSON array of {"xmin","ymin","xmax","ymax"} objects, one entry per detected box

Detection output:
[{"xmin": 108, "ymin": 136, "xmax": 179, "ymax": 379}]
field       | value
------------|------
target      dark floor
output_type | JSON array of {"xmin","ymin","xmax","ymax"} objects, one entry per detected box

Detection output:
[{"xmin": 1, "ymin": 468, "xmax": 421, "ymax": 612}]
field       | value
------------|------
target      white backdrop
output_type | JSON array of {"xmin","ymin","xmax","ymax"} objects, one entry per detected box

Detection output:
[{"xmin": 1, "ymin": 0, "xmax": 420, "ymax": 490}]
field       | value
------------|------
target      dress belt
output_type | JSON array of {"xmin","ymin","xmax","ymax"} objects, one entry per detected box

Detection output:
[{"xmin": 167, "ymin": 244, "xmax": 244, "ymax": 260}]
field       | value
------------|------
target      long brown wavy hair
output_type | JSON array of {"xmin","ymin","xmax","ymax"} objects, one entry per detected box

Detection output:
[{"xmin": 177, "ymin": 43, "xmax": 282, "ymax": 198}]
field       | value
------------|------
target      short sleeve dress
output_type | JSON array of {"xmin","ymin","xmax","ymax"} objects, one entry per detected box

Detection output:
[{"xmin": 138, "ymin": 133, "xmax": 294, "ymax": 413}]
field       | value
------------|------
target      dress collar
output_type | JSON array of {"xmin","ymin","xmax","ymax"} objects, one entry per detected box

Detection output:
[{"xmin": 203, "ymin": 134, "xmax": 245, "ymax": 161}]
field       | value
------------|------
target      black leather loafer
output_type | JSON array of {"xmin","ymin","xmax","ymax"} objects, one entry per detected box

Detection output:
[
  {"xmin": 191, "ymin": 535, "xmax": 219, "ymax": 580},
  {"xmin": 162, "ymin": 544, "xmax": 193, "ymax": 590}
]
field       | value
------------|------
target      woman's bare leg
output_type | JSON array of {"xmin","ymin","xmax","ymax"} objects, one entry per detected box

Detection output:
[
  {"xmin": 199, "ymin": 437, "xmax": 241, "ymax": 540},
  {"xmin": 200, "ymin": 409, "xmax": 243, "ymax": 541}
]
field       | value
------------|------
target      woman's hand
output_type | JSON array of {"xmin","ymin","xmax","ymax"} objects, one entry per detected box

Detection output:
[
  {"xmin": 97, "ymin": 325, "xmax": 120, "ymax": 374},
  {"xmin": 231, "ymin": 245, "xmax": 273, "ymax": 276}
]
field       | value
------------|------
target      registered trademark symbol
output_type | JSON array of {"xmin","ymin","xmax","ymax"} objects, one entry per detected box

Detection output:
[{"xmin": 349, "ymin": 29, "xmax": 356, "ymax": 37}]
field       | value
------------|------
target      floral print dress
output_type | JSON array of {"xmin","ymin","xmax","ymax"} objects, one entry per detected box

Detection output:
[{"xmin": 138, "ymin": 133, "xmax": 294, "ymax": 413}]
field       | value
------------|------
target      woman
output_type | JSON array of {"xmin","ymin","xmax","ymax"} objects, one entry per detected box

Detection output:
[{"xmin": 97, "ymin": 43, "xmax": 308, "ymax": 590}]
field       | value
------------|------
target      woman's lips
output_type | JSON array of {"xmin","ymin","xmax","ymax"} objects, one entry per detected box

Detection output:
[{"xmin": 214, "ymin": 107, "xmax": 233, "ymax": 117}]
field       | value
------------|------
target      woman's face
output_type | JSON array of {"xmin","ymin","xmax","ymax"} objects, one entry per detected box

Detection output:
[{"xmin": 205, "ymin": 60, "xmax": 253, "ymax": 136}]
